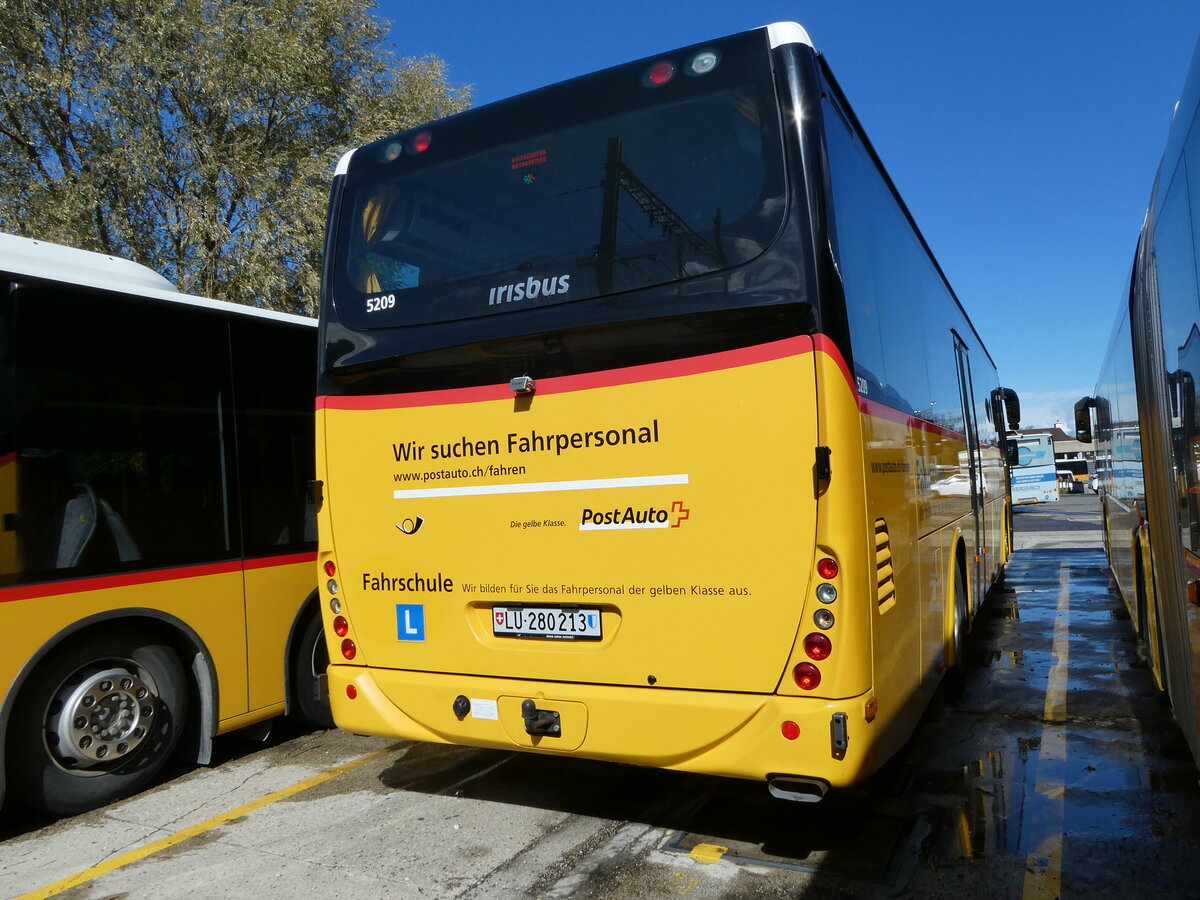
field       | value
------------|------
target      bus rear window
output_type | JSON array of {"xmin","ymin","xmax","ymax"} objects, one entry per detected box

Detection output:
[{"xmin": 332, "ymin": 33, "xmax": 786, "ymax": 329}]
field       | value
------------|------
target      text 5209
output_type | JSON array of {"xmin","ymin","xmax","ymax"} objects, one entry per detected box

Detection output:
[{"xmin": 366, "ymin": 293, "xmax": 396, "ymax": 313}]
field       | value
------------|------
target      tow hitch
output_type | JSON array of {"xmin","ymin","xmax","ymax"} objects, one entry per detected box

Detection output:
[{"xmin": 521, "ymin": 699, "xmax": 561, "ymax": 737}]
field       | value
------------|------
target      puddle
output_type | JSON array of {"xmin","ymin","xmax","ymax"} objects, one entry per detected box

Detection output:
[{"xmin": 972, "ymin": 649, "xmax": 1028, "ymax": 669}]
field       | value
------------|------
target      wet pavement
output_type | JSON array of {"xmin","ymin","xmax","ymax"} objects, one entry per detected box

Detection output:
[
  {"xmin": 901, "ymin": 541, "xmax": 1200, "ymax": 898},
  {"xmin": 1011, "ymin": 491, "xmax": 1106, "ymax": 550},
  {"xmin": 3, "ymin": 494, "xmax": 1199, "ymax": 898}
]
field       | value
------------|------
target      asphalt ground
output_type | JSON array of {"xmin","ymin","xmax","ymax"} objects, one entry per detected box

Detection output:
[{"xmin": 1011, "ymin": 491, "xmax": 1103, "ymax": 550}]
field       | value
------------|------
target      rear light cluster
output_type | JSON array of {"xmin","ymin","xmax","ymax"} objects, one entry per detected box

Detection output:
[
  {"xmin": 792, "ymin": 556, "xmax": 839, "ymax": 692},
  {"xmin": 641, "ymin": 49, "xmax": 721, "ymax": 88},
  {"xmin": 324, "ymin": 560, "xmax": 357, "ymax": 662},
  {"xmin": 380, "ymin": 130, "xmax": 433, "ymax": 163}
]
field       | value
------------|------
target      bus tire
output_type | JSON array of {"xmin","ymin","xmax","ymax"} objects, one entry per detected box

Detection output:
[
  {"xmin": 290, "ymin": 613, "xmax": 333, "ymax": 729},
  {"xmin": 7, "ymin": 630, "xmax": 188, "ymax": 816},
  {"xmin": 944, "ymin": 567, "xmax": 969, "ymax": 700}
]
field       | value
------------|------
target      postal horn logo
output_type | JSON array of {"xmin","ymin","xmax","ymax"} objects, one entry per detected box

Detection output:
[
  {"xmin": 579, "ymin": 500, "xmax": 690, "ymax": 531},
  {"xmin": 396, "ymin": 515, "xmax": 424, "ymax": 535}
]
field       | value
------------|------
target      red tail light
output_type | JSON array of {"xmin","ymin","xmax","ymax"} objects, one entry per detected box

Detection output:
[
  {"xmin": 793, "ymin": 663, "xmax": 821, "ymax": 690},
  {"xmin": 644, "ymin": 60, "xmax": 676, "ymax": 86},
  {"xmin": 804, "ymin": 632, "xmax": 832, "ymax": 660},
  {"xmin": 333, "ymin": 616, "xmax": 349, "ymax": 637},
  {"xmin": 324, "ymin": 560, "xmax": 337, "ymax": 577},
  {"xmin": 341, "ymin": 638, "xmax": 357, "ymax": 660},
  {"xmin": 817, "ymin": 557, "xmax": 838, "ymax": 579},
  {"xmin": 781, "ymin": 721, "xmax": 801, "ymax": 740}
]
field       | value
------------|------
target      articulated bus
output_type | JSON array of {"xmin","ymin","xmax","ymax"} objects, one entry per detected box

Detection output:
[
  {"xmin": 0, "ymin": 233, "xmax": 326, "ymax": 815},
  {"xmin": 316, "ymin": 23, "xmax": 1020, "ymax": 800},
  {"xmin": 1077, "ymin": 32, "xmax": 1200, "ymax": 770},
  {"xmin": 1010, "ymin": 433, "xmax": 1059, "ymax": 504}
]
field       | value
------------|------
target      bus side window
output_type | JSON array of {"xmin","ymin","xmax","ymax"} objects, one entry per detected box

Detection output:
[{"xmin": 11, "ymin": 286, "xmax": 234, "ymax": 582}]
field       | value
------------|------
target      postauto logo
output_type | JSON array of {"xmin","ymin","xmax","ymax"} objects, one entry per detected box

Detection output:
[{"xmin": 579, "ymin": 500, "xmax": 690, "ymax": 531}]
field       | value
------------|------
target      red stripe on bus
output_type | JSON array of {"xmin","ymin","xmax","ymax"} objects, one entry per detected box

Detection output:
[
  {"xmin": 805, "ymin": 334, "xmax": 968, "ymax": 440},
  {"xmin": 0, "ymin": 552, "xmax": 317, "ymax": 604},
  {"xmin": 243, "ymin": 551, "xmax": 317, "ymax": 571},
  {"xmin": 313, "ymin": 333, "xmax": 964, "ymax": 441},
  {"xmin": 811, "ymin": 334, "xmax": 856, "ymax": 393},
  {"xmin": 859, "ymin": 396, "xmax": 968, "ymax": 442},
  {"xmin": 316, "ymin": 336, "xmax": 816, "ymax": 411}
]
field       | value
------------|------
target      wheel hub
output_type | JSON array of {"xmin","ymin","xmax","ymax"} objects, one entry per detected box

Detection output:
[{"xmin": 49, "ymin": 665, "xmax": 157, "ymax": 769}]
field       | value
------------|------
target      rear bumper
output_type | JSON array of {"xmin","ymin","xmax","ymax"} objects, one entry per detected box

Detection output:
[{"xmin": 328, "ymin": 664, "xmax": 878, "ymax": 787}]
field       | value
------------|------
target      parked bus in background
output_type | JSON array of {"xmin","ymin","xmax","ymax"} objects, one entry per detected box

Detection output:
[
  {"xmin": 315, "ymin": 22, "xmax": 1020, "ymax": 801},
  {"xmin": 1009, "ymin": 433, "xmax": 1059, "ymax": 504},
  {"xmin": 0, "ymin": 234, "xmax": 326, "ymax": 815},
  {"xmin": 1056, "ymin": 458, "xmax": 1090, "ymax": 493},
  {"xmin": 1076, "ymin": 32, "xmax": 1200, "ymax": 771}
]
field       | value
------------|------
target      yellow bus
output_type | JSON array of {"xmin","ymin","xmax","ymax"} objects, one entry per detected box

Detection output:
[
  {"xmin": 1076, "ymin": 32, "xmax": 1200, "ymax": 770},
  {"xmin": 316, "ymin": 22, "xmax": 1020, "ymax": 800},
  {"xmin": 0, "ymin": 233, "xmax": 326, "ymax": 815}
]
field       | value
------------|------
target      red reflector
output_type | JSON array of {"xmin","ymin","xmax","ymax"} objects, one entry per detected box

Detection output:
[
  {"xmin": 324, "ymin": 560, "xmax": 337, "ymax": 578},
  {"xmin": 804, "ymin": 632, "xmax": 832, "ymax": 661},
  {"xmin": 793, "ymin": 663, "xmax": 821, "ymax": 691},
  {"xmin": 346, "ymin": 684, "xmax": 358, "ymax": 700},
  {"xmin": 341, "ymin": 638, "xmax": 357, "ymax": 660},
  {"xmin": 817, "ymin": 557, "xmax": 838, "ymax": 579},
  {"xmin": 781, "ymin": 720, "xmax": 801, "ymax": 740},
  {"xmin": 333, "ymin": 615, "xmax": 349, "ymax": 637},
  {"xmin": 645, "ymin": 60, "xmax": 676, "ymax": 86},
  {"xmin": 411, "ymin": 132, "xmax": 432, "ymax": 153}
]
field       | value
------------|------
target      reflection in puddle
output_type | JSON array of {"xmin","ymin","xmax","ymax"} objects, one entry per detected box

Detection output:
[
  {"xmin": 976, "ymin": 649, "xmax": 1028, "ymax": 669},
  {"xmin": 957, "ymin": 749, "xmax": 1013, "ymax": 859},
  {"xmin": 924, "ymin": 739, "xmax": 1048, "ymax": 862},
  {"xmin": 929, "ymin": 737, "xmax": 1174, "ymax": 862}
]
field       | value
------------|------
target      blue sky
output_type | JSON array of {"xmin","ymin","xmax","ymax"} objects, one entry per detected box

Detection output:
[{"xmin": 375, "ymin": 1, "xmax": 1200, "ymax": 428}]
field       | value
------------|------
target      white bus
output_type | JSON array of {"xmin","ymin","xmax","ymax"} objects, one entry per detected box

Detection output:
[{"xmin": 1009, "ymin": 433, "xmax": 1058, "ymax": 504}]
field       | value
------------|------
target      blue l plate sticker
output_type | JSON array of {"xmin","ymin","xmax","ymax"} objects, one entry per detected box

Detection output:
[{"xmin": 396, "ymin": 604, "xmax": 426, "ymax": 641}]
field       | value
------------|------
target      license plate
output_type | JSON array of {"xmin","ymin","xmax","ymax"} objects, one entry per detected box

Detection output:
[{"xmin": 492, "ymin": 606, "xmax": 602, "ymax": 640}]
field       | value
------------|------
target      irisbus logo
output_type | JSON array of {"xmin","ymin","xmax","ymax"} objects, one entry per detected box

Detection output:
[
  {"xmin": 488, "ymin": 274, "xmax": 570, "ymax": 306},
  {"xmin": 579, "ymin": 501, "xmax": 690, "ymax": 531}
]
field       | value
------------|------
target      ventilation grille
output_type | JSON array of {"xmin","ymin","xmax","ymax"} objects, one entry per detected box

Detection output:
[{"xmin": 875, "ymin": 518, "xmax": 896, "ymax": 612}]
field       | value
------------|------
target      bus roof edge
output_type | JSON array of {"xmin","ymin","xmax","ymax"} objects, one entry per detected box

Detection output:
[
  {"xmin": 0, "ymin": 232, "xmax": 178, "ymax": 295},
  {"xmin": 0, "ymin": 232, "xmax": 314, "ymax": 326},
  {"xmin": 767, "ymin": 22, "xmax": 814, "ymax": 50}
]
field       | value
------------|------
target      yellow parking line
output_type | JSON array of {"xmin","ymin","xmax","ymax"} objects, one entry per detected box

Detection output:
[
  {"xmin": 688, "ymin": 843, "xmax": 729, "ymax": 864},
  {"xmin": 1022, "ymin": 565, "xmax": 1070, "ymax": 899},
  {"xmin": 17, "ymin": 745, "xmax": 396, "ymax": 900}
]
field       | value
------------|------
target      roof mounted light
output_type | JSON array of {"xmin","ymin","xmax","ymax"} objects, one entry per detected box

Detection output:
[
  {"xmin": 687, "ymin": 50, "xmax": 721, "ymax": 76},
  {"xmin": 643, "ymin": 60, "xmax": 676, "ymax": 87}
]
